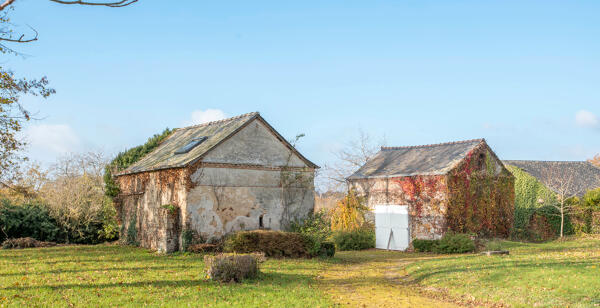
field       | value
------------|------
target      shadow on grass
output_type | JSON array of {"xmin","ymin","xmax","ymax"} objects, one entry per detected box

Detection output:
[
  {"xmin": 0, "ymin": 265, "xmax": 194, "ymax": 277},
  {"xmin": 0, "ymin": 272, "xmax": 315, "ymax": 292},
  {"xmin": 406, "ymin": 257, "xmax": 600, "ymax": 284}
]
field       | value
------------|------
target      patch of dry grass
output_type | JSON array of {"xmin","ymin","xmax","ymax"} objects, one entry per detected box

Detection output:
[{"xmin": 318, "ymin": 250, "xmax": 464, "ymax": 307}]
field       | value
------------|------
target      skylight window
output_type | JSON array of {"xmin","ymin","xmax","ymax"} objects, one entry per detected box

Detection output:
[{"xmin": 174, "ymin": 136, "xmax": 208, "ymax": 154}]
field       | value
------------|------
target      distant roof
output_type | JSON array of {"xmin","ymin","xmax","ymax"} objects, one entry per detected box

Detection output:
[
  {"xmin": 118, "ymin": 112, "xmax": 317, "ymax": 176},
  {"xmin": 348, "ymin": 139, "xmax": 485, "ymax": 179},
  {"xmin": 504, "ymin": 160, "xmax": 600, "ymax": 197}
]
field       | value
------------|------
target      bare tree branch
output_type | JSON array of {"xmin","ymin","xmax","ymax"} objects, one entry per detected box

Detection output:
[
  {"xmin": 0, "ymin": 0, "xmax": 138, "ymax": 11},
  {"xmin": 48, "ymin": 0, "xmax": 138, "ymax": 7},
  {"xmin": 0, "ymin": 0, "xmax": 15, "ymax": 11},
  {"xmin": 540, "ymin": 166, "xmax": 584, "ymax": 237},
  {"xmin": 0, "ymin": 24, "xmax": 37, "ymax": 43},
  {"xmin": 318, "ymin": 129, "xmax": 385, "ymax": 192}
]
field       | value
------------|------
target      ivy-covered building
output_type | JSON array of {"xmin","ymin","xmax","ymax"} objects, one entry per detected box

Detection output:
[
  {"xmin": 503, "ymin": 160, "xmax": 600, "ymax": 198},
  {"xmin": 113, "ymin": 112, "xmax": 318, "ymax": 253},
  {"xmin": 348, "ymin": 139, "xmax": 515, "ymax": 243},
  {"xmin": 503, "ymin": 160, "xmax": 600, "ymax": 240}
]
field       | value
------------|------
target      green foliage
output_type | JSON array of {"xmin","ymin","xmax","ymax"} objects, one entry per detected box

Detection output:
[
  {"xmin": 0, "ymin": 199, "xmax": 61, "ymax": 243},
  {"xmin": 319, "ymin": 241, "xmax": 336, "ymax": 257},
  {"xmin": 104, "ymin": 128, "xmax": 174, "ymax": 198},
  {"xmin": 0, "ymin": 69, "xmax": 55, "ymax": 180},
  {"xmin": 180, "ymin": 228, "xmax": 195, "ymax": 252},
  {"xmin": 0, "ymin": 197, "xmax": 117, "ymax": 245},
  {"xmin": 412, "ymin": 233, "xmax": 475, "ymax": 254},
  {"xmin": 569, "ymin": 189, "xmax": 600, "ymax": 235},
  {"xmin": 412, "ymin": 239, "xmax": 439, "ymax": 252},
  {"xmin": 583, "ymin": 188, "xmax": 600, "ymax": 208},
  {"xmin": 434, "ymin": 233, "xmax": 476, "ymax": 254},
  {"xmin": 223, "ymin": 230, "xmax": 313, "ymax": 258},
  {"xmin": 289, "ymin": 211, "xmax": 334, "ymax": 257},
  {"xmin": 332, "ymin": 228, "xmax": 375, "ymax": 251},
  {"xmin": 506, "ymin": 165, "xmax": 573, "ymax": 240},
  {"xmin": 98, "ymin": 197, "xmax": 119, "ymax": 241},
  {"xmin": 125, "ymin": 212, "xmax": 138, "ymax": 246},
  {"xmin": 160, "ymin": 204, "xmax": 178, "ymax": 215}
]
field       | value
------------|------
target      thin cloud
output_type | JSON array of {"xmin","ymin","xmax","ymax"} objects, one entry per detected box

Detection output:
[
  {"xmin": 182, "ymin": 109, "xmax": 227, "ymax": 126},
  {"xmin": 575, "ymin": 110, "xmax": 599, "ymax": 128},
  {"xmin": 24, "ymin": 124, "xmax": 83, "ymax": 162}
]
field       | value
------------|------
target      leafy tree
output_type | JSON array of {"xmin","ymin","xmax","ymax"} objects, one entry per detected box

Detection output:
[
  {"xmin": 0, "ymin": 69, "xmax": 54, "ymax": 186},
  {"xmin": 584, "ymin": 188, "xmax": 600, "ymax": 208},
  {"xmin": 1, "ymin": 0, "xmax": 135, "ymax": 185},
  {"xmin": 330, "ymin": 189, "xmax": 370, "ymax": 231}
]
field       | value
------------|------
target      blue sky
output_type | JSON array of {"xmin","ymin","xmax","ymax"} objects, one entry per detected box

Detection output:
[{"xmin": 6, "ymin": 0, "xmax": 600, "ymax": 167}]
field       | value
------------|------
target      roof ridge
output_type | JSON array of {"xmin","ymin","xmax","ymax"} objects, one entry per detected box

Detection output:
[
  {"xmin": 381, "ymin": 138, "xmax": 484, "ymax": 151},
  {"xmin": 177, "ymin": 112, "xmax": 259, "ymax": 130},
  {"xmin": 503, "ymin": 160, "xmax": 590, "ymax": 163}
]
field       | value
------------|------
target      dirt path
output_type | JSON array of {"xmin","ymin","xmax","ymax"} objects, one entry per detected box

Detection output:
[{"xmin": 318, "ymin": 251, "xmax": 464, "ymax": 308}]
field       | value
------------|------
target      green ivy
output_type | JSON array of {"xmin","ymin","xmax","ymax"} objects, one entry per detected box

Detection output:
[
  {"xmin": 505, "ymin": 165, "xmax": 573, "ymax": 239},
  {"xmin": 126, "ymin": 211, "xmax": 138, "ymax": 246},
  {"xmin": 180, "ymin": 229, "xmax": 195, "ymax": 252},
  {"xmin": 104, "ymin": 128, "xmax": 174, "ymax": 198}
]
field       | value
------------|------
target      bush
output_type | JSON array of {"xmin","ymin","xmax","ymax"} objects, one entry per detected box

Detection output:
[
  {"xmin": 188, "ymin": 243, "xmax": 221, "ymax": 254},
  {"xmin": 0, "ymin": 199, "xmax": 61, "ymax": 243},
  {"xmin": 584, "ymin": 188, "xmax": 600, "ymax": 208},
  {"xmin": 223, "ymin": 230, "xmax": 311, "ymax": 258},
  {"xmin": 319, "ymin": 241, "xmax": 336, "ymax": 257},
  {"xmin": 330, "ymin": 189, "xmax": 370, "ymax": 232},
  {"xmin": 2, "ymin": 237, "xmax": 57, "ymax": 249},
  {"xmin": 435, "ymin": 233, "xmax": 475, "ymax": 254},
  {"xmin": 412, "ymin": 233, "xmax": 476, "ymax": 254},
  {"xmin": 333, "ymin": 228, "xmax": 375, "ymax": 251},
  {"xmin": 204, "ymin": 253, "xmax": 259, "ymax": 282},
  {"xmin": 484, "ymin": 240, "xmax": 503, "ymax": 251},
  {"xmin": 412, "ymin": 239, "xmax": 438, "ymax": 252},
  {"xmin": 289, "ymin": 211, "xmax": 334, "ymax": 257},
  {"xmin": 526, "ymin": 211, "xmax": 556, "ymax": 242}
]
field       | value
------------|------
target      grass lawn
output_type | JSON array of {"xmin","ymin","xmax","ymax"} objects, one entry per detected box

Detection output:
[
  {"xmin": 402, "ymin": 236, "xmax": 600, "ymax": 307},
  {"xmin": 1, "ymin": 237, "xmax": 599, "ymax": 307},
  {"xmin": 0, "ymin": 244, "xmax": 331, "ymax": 307}
]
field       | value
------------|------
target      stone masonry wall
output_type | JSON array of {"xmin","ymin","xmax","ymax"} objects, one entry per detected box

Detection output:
[
  {"xmin": 352, "ymin": 175, "xmax": 449, "ymax": 241},
  {"xmin": 185, "ymin": 166, "xmax": 314, "ymax": 242},
  {"xmin": 116, "ymin": 169, "xmax": 188, "ymax": 252}
]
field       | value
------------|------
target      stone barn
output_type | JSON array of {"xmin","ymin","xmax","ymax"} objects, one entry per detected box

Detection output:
[
  {"xmin": 114, "ymin": 112, "xmax": 318, "ymax": 252},
  {"xmin": 348, "ymin": 139, "xmax": 515, "ymax": 245}
]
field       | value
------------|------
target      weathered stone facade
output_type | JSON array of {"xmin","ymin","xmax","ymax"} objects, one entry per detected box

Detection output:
[
  {"xmin": 115, "ymin": 113, "xmax": 317, "ymax": 252},
  {"xmin": 353, "ymin": 175, "xmax": 448, "ymax": 240},
  {"xmin": 349, "ymin": 139, "xmax": 515, "ymax": 244}
]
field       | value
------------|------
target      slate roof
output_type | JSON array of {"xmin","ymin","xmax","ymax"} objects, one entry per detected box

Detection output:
[
  {"xmin": 348, "ymin": 139, "xmax": 486, "ymax": 179},
  {"xmin": 503, "ymin": 160, "xmax": 600, "ymax": 197},
  {"xmin": 117, "ymin": 112, "xmax": 317, "ymax": 176}
]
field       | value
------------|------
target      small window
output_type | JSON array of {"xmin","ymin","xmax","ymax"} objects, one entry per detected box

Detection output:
[
  {"xmin": 259, "ymin": 215, "xmax": 264, "ymax": 228},
  {"xmin": 174, "ymin": 136, "xmax": 207, "ymax": 154}
]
